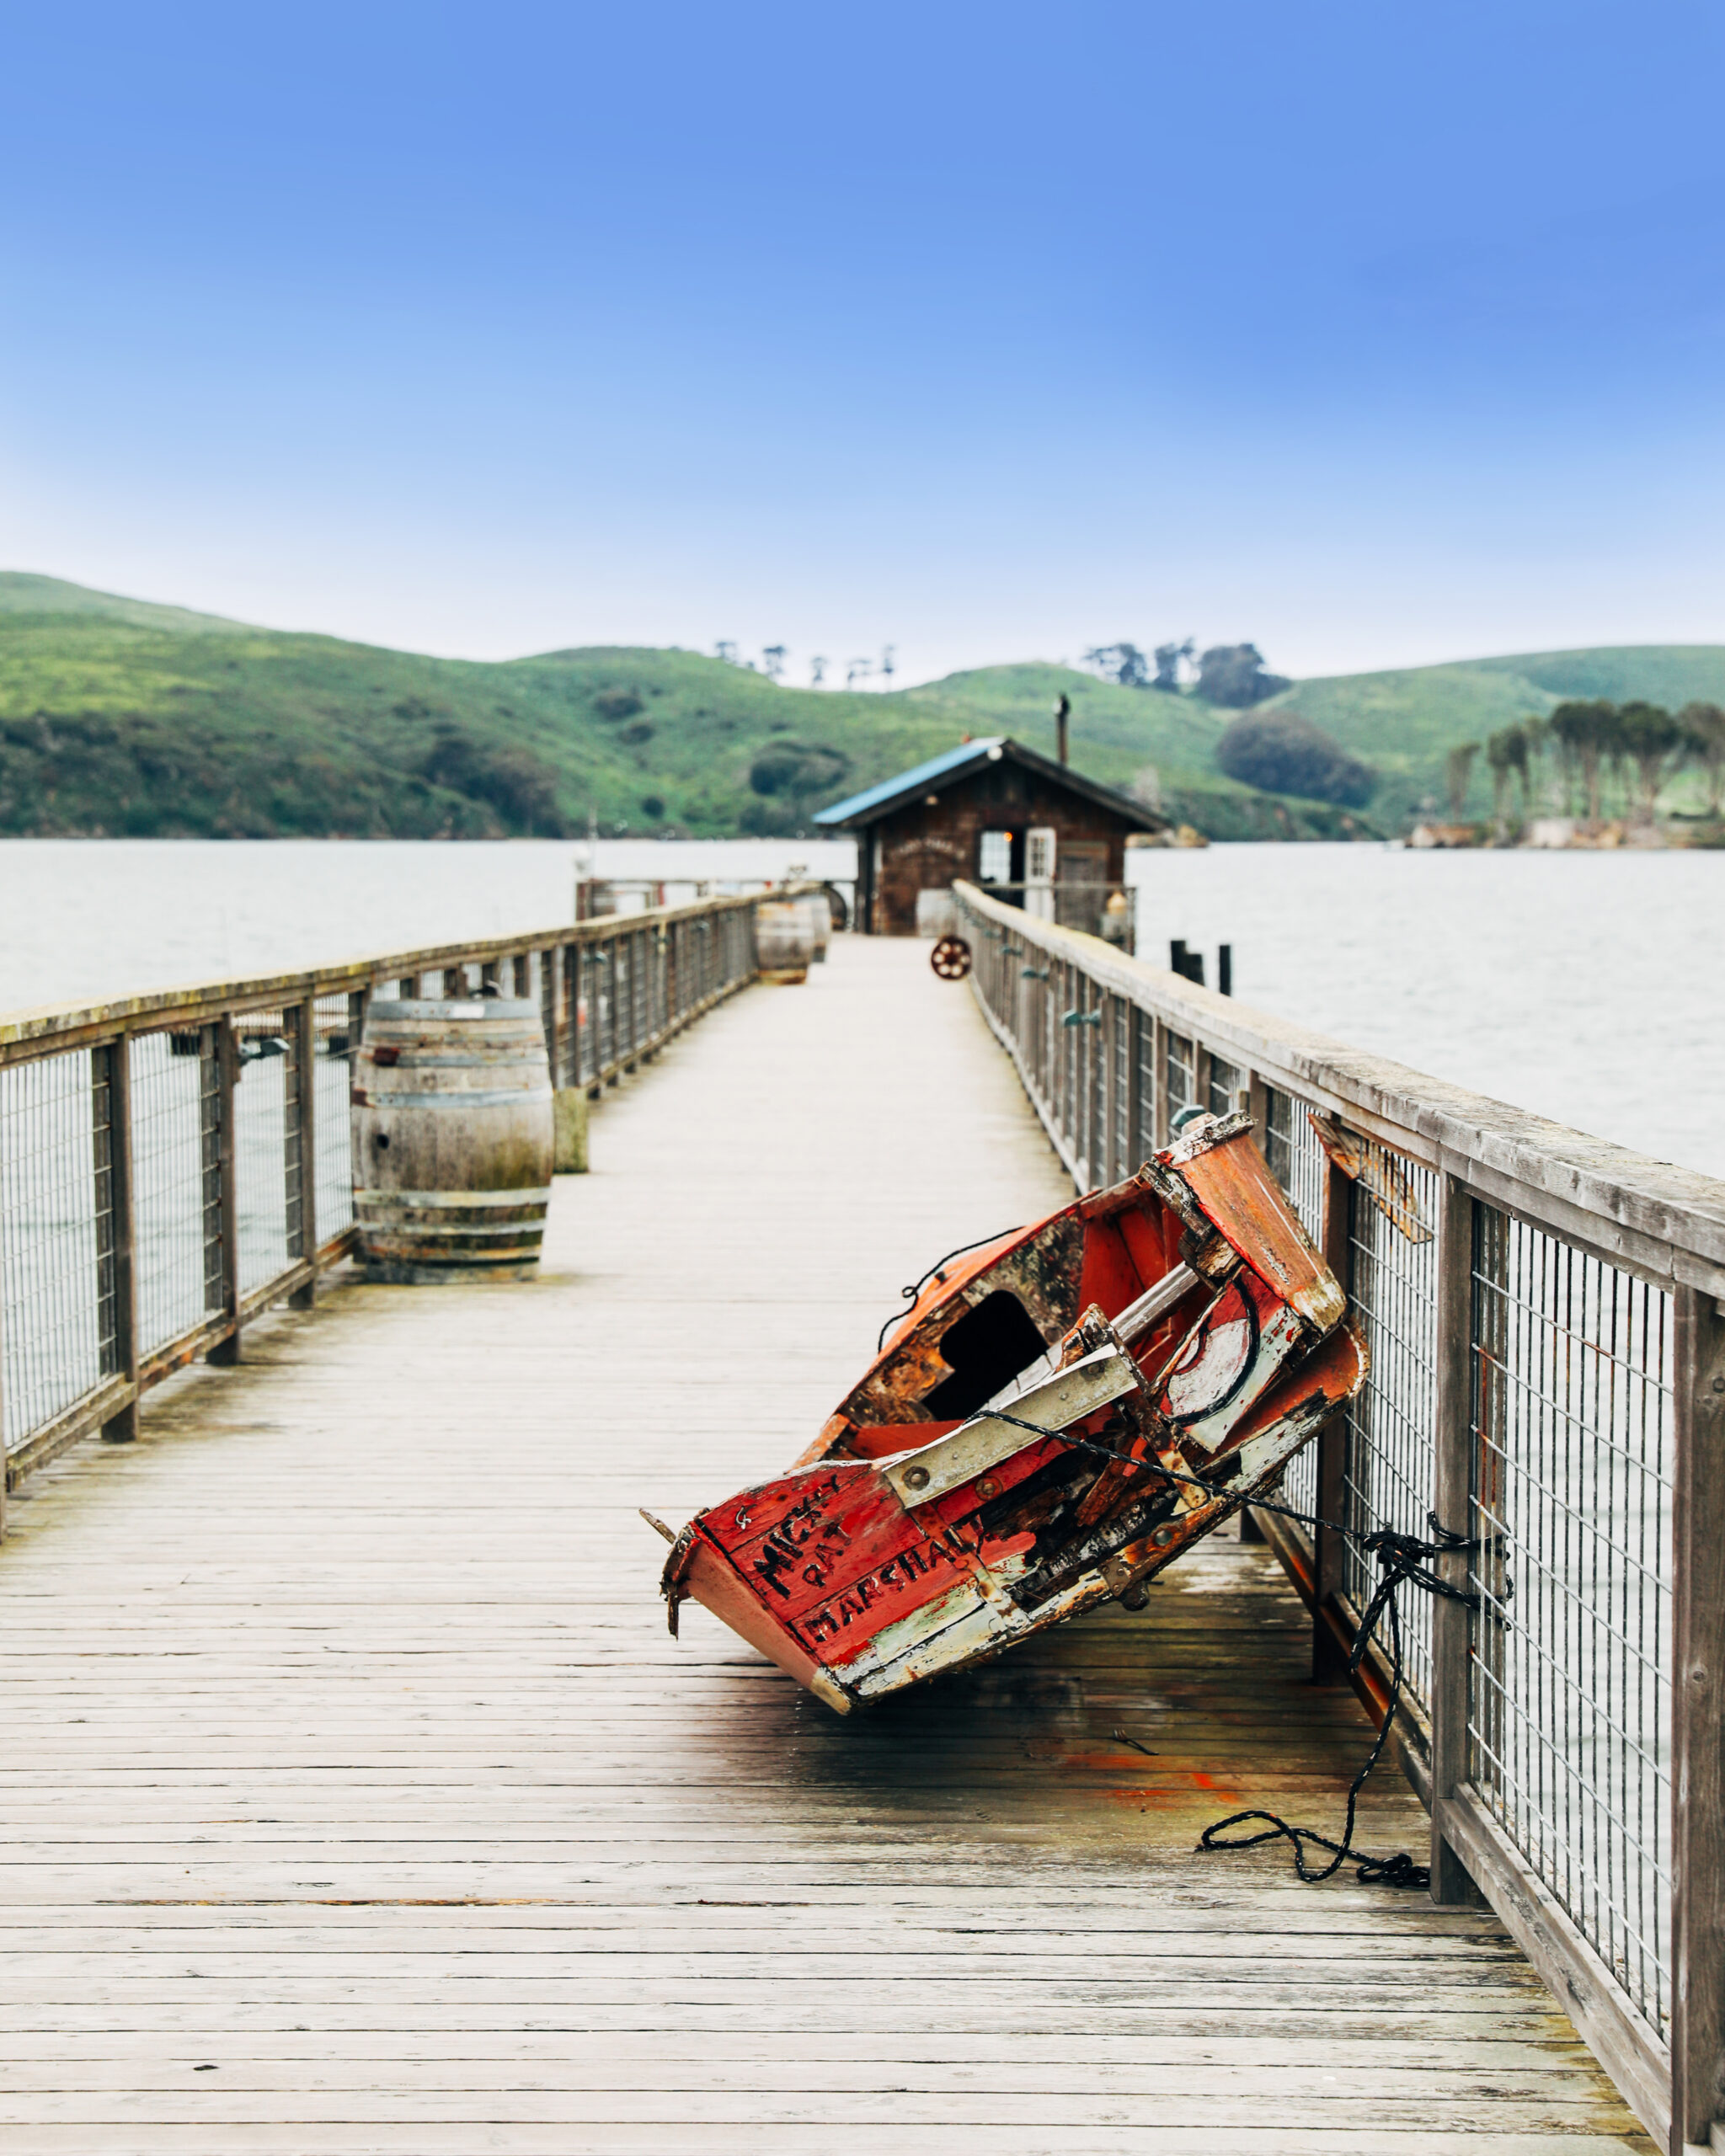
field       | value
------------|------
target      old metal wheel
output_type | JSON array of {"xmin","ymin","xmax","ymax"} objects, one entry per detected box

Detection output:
[{"xmin": 930, "ymin": 935, "xmax": 972, "ymax": 980}]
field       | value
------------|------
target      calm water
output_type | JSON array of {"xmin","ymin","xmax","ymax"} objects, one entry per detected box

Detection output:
[
  {"xmin": 1126, "ymin": 845, "xmax": 1724, "ymax": 1181},
  {"xmin": 3, "ymin": 838, "xmax": 857, "ymax": 1008},
  {"xmin": 3, "ymin": 837, "xmax": 1720, "ymax": 1179}
]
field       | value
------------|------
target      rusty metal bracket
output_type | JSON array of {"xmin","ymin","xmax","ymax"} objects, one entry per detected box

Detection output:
[{"xmin": 1308, "ymin": 1110, "xmax": 1433, "ymax": 1244}]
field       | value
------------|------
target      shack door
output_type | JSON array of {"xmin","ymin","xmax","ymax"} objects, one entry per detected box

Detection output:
[{"xmin": 1055, "ymin": 841, "xmax": 1108, "ymax": 933}]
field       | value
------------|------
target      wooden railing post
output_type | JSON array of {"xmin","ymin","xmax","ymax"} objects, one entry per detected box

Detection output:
[
  {"xmin": 1310, "ymin": 1153, "xmax": 1352, "ymax": 1680},
  {"xmin": 1672, "ymin": 1283, "xmax": 1725, "ymax": 2152},
  {"xmin": 93, "ymin": 1035, "xmax": 138, "ymax": 1443},
  {"xmin": 1429, "ymin": 1173, "xmax": 1487, "ymax": 1906},
  {"xmin": 286, "ymin": 999, "xmax": 317, "ymax": 1310},
  {"xmin": 206, "ymin": 1017, "xmax": 241, "ymax": 1365}
]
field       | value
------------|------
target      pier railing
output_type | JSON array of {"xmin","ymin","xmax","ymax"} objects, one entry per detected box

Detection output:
[
  {"xmin": 953, "ymin": 876, "xmax": 1725, "ymax": 2153},
  {"xmin": 0, "ymin": 894, "xmax": 761, "ymax": 1496}
]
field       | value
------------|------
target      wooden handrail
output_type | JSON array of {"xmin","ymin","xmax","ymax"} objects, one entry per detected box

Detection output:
[{"xmin": 953, "ymin": 878, "xmax": 1725, "ymax": 1294}]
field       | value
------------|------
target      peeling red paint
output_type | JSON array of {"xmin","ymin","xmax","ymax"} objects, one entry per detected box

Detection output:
[{"xmin": 660, "ymin": 1115, "xmax": 1367, "ymax": 1713}]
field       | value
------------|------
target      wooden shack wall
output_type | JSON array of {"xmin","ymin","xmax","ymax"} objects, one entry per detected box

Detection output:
[{"xmin": 862, "ymin": 765, "xmax": 1139, "ymax": 935}]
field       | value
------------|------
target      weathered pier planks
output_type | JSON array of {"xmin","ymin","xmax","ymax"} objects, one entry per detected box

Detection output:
[{"xmin": 0, "ymin": 940, "xmax": 1652, "ymax": 2152}]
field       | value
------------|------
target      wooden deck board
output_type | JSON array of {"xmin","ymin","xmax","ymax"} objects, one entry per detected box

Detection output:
[{"xmin": 0, "ymin": 938, "xmax": 1653, "ymax": 2152}]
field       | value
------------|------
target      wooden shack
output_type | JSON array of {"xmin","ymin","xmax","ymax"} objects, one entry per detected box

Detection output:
[{"xmin": 814, "ymin": 735, "xmax": 1165, "ymax": 936}]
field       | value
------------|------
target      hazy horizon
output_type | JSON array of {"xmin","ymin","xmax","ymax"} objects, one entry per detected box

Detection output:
[{"xmin": 12, "ymin": 566, "xmax": 1725, "ymax": 696}]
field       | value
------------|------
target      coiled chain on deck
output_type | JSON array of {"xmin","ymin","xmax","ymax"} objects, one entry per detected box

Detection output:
[{"xmin": 981, "ymin": 1403, "xmax": 1487, "ymax": 1890}]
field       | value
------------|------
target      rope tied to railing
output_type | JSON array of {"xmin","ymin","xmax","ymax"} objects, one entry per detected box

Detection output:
[
  {"xmin": 977, "ymin": 1400, "xmax": 1487, "ymax": 1890},
  {"xmin": 1198, "ymin": 1518, "xmax": 1482, "ymax": 1889}
]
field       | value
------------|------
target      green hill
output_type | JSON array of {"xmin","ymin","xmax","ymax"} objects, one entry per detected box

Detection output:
[
  {"xmin": 0, "ymin": 575, "xmax": 1350, "ymax": 840},
  {"xmin": 0, "ymin": 573, "xmax": 249, "ymax": 638},
  {"xmin": 1271, "ymin": 646, "xmax": 1725, "ymax": 823},
  {"xmin": 3, "ymin": 573, "xmax": 1721, "ymax": 838}
]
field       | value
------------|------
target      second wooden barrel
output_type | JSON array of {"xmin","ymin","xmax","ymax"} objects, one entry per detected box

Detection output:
[
  {"xmin": 754, "ymin": 899, "xmax": 815, "ymax": 984},
  {"xmin": 807, "ymin": 892, "xmax": 832, "ymax": 962},
  {"xmin": 351, "ymin": 996, "xmax": 554, "ymax": 1283}
]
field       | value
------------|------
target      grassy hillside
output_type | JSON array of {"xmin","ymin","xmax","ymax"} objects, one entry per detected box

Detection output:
[
  {"xmin": 0, "ymin": 577, "xmax": 1353, "ymax": 840},
  {"xmin": 0, "ymin": 574, "xmax": 248, "ymax": 637},
  {"xmin": 4, "ymin": 574, "xmax": 1721, "ymax": 837},
  {"xmin": 1272, "ymin": 646, "xmax": 1725, "ymax": 823}
]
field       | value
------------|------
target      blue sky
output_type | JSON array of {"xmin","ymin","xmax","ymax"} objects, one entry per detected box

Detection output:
[{"xmin": 3, "ymin": 2, "xmax": 1722, "ymax": 684}]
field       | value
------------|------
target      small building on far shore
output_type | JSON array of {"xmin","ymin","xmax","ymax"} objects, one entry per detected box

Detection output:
[{"xmin": 814, "ymin": 735, "xmax": 1166, "ymax": 936}]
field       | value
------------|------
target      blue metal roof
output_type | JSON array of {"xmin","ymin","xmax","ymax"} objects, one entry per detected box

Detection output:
[{"xmin": 812, "ymin": 737, "xmax": 1006, "ymax": 826}]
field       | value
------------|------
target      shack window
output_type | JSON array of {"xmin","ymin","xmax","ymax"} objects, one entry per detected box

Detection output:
[{"xmin": 978, "ymin": 830, "xmax": 1012, "ymax": 883}]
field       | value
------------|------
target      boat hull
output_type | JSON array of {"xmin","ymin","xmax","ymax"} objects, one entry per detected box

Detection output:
[{"xmin": 660, "ymin": 1113, "xmax": 1366, "ymax": 1710}]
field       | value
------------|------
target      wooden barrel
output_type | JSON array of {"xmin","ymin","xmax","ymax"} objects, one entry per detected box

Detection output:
[
  {"xmin": 754, "ymin": 899, "xmax": 815, "ymax": 985},
  {"xmin": 351, "ymin": 996, "xmax": 554, "ymax": 1283}
]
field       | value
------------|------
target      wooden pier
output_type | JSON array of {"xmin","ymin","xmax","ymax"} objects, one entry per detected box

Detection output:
[{"xmin": 0, "ymin": 940, "xmax": 1653, "ymax": 2152}]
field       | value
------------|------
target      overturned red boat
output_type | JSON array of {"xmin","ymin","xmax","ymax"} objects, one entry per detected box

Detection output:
[{"xmin": 654, "ymin": 1113, "xmax": 1365, "ymax": 1715}]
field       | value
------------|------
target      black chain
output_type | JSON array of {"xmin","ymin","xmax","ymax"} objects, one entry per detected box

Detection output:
[
  {"xmin": 876, "ymin": 1228, "xmax": 1024, "ymax": 1351},
  {"xmin": 978, "ymin": 1402, "xmax": 1486, "ymax": 1889}
]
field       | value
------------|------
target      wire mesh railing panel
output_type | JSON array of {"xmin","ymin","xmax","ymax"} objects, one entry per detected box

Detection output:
[
  {"xmin": 615, "ymin": 938, "xmax": 633, "ymax": 1061},
  {"xmin": 1263, "ymin": 1086, "xmax": 1332, "ymax": 1520},
  {"xmin": 1341, "ymin": 1139, "xmax": 1441, "ymax": 1716},
  {"xmin": 1207, "ymin": 1054, "xmax": 1242, "ymax": 1118},
  {"xmin": 564, "ymin": 945, "xmax": 581, "ymax": 1081},
  {"xmin": 314, "ymin": 993, "xmax": 355, "ymax": 1241},
  {"xmin": 1468, "ymin": 1204, "xmax": 1673, "ymax": 2031},
  {"xmin": 1077, "ymin": 974, "xmax": 1102, "ymax": 1183},
  {"xmin": 0, "ymin": 1051, "xmax": 101, "ymax": 1451},
  {"xmin": 537, "ymin": 948, "xmax": 558, "ymax": 1081},
  {"xmin": 594, "ymin": 947, "xmax": 612, "ymax": 1076},
  {"xmin": 1071, "ymin": 966, "xmax": 1089, "ymax": 1163},
  {"xmin": 574, "ymin": 951, "xmax": 593, "ymax": 1086},
  {"xmin": 1087, "ymin": 983, "xmax": 1107, "ymax": 1184},
  {"xmin": 1165, "ymin": 1029, "xmax": 1195, "ymax": 1123},
  {"xmin": 234, "ymin": 1015, "xmax": 289, "ymax": 1296},
  {"xmin": 1134, "ymin": 1010, "xmax": 1156, "ymax": 1158},
  {"xmin": 1263, "ymin": 1086, "xmax": 1327, "ymax": 1246},
  {"xmin": 131, "ymin": 1030, "xmax": 210, "ymax": 1358},
  {"xmin": 1069, "ymin": 974, "xmax": 1085, "ymax": 1171}
]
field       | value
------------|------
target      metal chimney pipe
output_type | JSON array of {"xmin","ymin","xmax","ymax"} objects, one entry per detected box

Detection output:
[{"xmin": 1055, "ymin": 693, "xmax": 1071, "ymax": 766}]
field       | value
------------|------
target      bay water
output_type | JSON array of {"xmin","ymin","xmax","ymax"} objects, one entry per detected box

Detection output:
[{"xmin": 4, "ymin": 836, "xmax": 1720, "ymax": 1178}]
